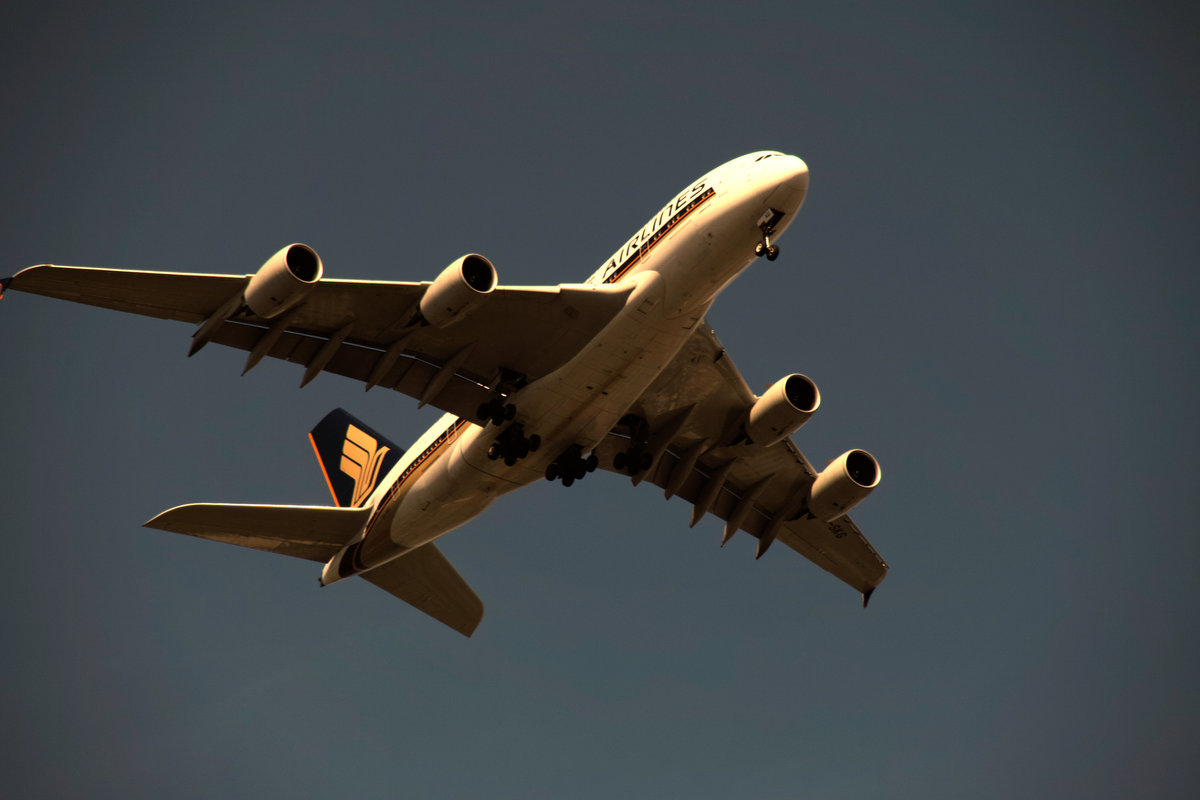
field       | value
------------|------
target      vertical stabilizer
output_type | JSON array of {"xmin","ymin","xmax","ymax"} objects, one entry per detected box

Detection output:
[{"xmin": 309, "ymin": 408, "xmax": 404, "ymax": 507}]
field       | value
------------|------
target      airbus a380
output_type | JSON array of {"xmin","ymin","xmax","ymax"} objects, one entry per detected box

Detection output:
[{"xmin": 2, "ymin": 151, "xmax": 887, "ymax": 636}]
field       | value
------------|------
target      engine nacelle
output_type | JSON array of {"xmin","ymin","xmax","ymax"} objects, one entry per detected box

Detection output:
[
  {"xmin": 244, "ymin": 243, "xmax": 323, "ymax": 318},
  {"xmin": 420, "ymin": 254, "xmax": 498, "ymax": 327},
  {"xmin": 745, "ymin": 374, "xmax": 820, "ymax": 446},
  {"xmin": 808, "ymin": 449, "xmax": 881, "ymax": 522}
]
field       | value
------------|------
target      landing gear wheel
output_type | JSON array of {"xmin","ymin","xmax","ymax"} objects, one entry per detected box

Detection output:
[
  {"xmin": 613, "ymin": 451, "xmax": 627, "ymax": 470},
  {"xmin": 546, "ymin": 444, "xmax": 595, "ymax": 486},
  {"xmin": 478, "ymin": 397, "xmax": 517, "ymax": 426},
  {"xmin": 755, "ymin": 209, "xmax": 784, "ymax": 260},
  {"xmin": 528, "ymin": 434, "xmax": 541, "ymax": 453}
]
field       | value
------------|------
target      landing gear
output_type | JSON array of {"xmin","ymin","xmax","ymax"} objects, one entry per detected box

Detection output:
[
  {"xmin": 477, "ymin": 396, "xmax": 516, "ymax": 427},
  {"xmin": 545, "ymin": 444, "xmax": 598, "ymax": 486},
  {"xmin": 613, "ymin": 450, "xmax": 653, "ymax": 473},
  {"xmin": 754, "ymin": 240, "xmax": 780, "ymax": 261},
  {"xmin": 487, "ymin": 422, "xmax": 541, "ymax": 466},
  {"xmin": 614, "ymin": 414, "xmax": 653, "ymax": 476},
  {"xmin": 754, "ymin": 207, "xmax": 784, "ymax": 262}
]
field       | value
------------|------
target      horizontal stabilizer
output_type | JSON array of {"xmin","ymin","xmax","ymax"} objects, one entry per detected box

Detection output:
[
  {"xmin": 145, "ymin": 503, "xmax": 371, "ymax": 562},
  {"xmin": 360, "ymin": 545, "xmax": 484, "ymax": 637}
]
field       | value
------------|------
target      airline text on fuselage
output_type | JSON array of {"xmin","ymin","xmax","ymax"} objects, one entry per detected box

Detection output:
[{"xmin": 589, "ymin": 178, "xmax": 712, "ymax": 285}]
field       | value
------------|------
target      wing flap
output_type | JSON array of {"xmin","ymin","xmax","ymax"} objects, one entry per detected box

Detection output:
[
  {"xmin": 144, "ymin": 503, "xmax": 371, "ymax": 562},
  {"xmin": 360, "ymin": 545, "xmax": 484, "ymax": 637},
  {"xmin": 598, "ymin": 434, "xmax": 886, "ymax": 594},
  {"xmin": 208, "ymin": 321, "xmax": 494, "ymax": 420}
]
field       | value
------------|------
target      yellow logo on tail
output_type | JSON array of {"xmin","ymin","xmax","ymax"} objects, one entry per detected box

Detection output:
[{"xmin": 340, "ymin": 425, "xmax": 391, "ymax": 507}]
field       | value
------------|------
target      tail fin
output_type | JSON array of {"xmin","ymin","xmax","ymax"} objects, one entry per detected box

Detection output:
[{"xmin": 309, "ymin": 408, "xmax": 404, "ymax": 507}]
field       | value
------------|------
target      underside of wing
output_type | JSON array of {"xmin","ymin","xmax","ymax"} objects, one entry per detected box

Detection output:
[
  {"xmin": 5, "ymin": 259, "xmax": 632, "ymax": 420},
  {"xmin": 596, "ymin": 324, "xmax": 888, "ymax": 600}
]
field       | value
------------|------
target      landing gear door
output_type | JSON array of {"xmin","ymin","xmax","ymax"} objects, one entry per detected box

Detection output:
[{"xmin": 756, "ymin": 207, "xmax": 786, "ymax": 231}]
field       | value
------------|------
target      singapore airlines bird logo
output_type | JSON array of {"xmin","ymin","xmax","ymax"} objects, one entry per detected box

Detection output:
[{"xmin": 340, "ymin": 424, "xmax": 391, "ymax": 507}]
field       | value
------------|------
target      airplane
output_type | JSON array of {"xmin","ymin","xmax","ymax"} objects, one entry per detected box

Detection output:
[{"xmin": 1, "ymin": 151, "xmax": 887, "ymax": 636}]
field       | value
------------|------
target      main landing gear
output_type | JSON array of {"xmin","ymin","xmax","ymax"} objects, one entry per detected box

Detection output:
[
  {"xmin": 487, "ymin": 422, "xmax": 540, "ymax": 467},
  {"xmin": 545, "ymin": 444, "xmax": 598, "ymax": 487},
  {"xmin": 754, "ymin": 208, "xmax": 784, "ymax": 262},
  {"xmin": 479, "ymin": 396, "xmax": 539, "ymax": 467},
  {"xmin": 613, "ymin": 414, "xmax": 653, "ymax": 476},
  {"xmin": 477, "ymin": 396, "xmax": 516, "ymax": 426}
]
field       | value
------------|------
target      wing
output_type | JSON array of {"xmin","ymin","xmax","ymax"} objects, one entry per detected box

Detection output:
[
  {"xmin": 3, "ymin": 264, "xmax": 631, "ymax": 420},
  {"xmin": 593, "ymin": 324, "xmax": 888, "ymax": 601}
]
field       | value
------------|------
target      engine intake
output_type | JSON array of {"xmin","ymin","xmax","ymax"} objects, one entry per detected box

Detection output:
[
  {"xmin": 808, "ymin": 449, "xmax": 881, "ymax": 522},
  {"xmin": 745, "ymin": 374, "xmax": 820, "ymax": 446},
  {"xmin": 420, "ymin": 254, "xmax": 498, "ymax": 327},
  {"xmin": 244, "ymin": 243, "xmax": 323, "ymax": 318}
]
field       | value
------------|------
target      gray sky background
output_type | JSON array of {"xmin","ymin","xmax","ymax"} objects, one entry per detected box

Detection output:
[{"xmin": 2, "ymin": 1, "xmax": 1197, "ymax": 797}]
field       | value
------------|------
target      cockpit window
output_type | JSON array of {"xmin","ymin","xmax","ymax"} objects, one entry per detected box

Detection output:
[{"xmin": 753, "ymin": 153, "xmax": 780, "ymax": 162}]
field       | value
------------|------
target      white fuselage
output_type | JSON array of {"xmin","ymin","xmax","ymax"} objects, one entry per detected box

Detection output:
[{"xmin": 321, "ymin": 152, "xmax": 810, "ymax": 584}]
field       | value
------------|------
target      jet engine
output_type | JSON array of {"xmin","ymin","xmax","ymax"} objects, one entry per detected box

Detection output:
[
  {"xmin": 244, "ymin": 243, "xmax": 323, "ymax": 318},
  {"xmin": 807, "ymin": 449, "xmax": 881, "ymax": 522},
  {"xmin": 745, "ymin": 374, "xmax": 820, "ymax": 446},
  {"xmin": 420, "ymin": 254, "xmax": 498, "ymax": 327}
]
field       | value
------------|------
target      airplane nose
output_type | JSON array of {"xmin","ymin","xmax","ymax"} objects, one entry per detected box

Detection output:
[
  {"xmin": 780, "ymin": 155, "xmax": 809, "ymax": 194},
  {"xmin": 761, "ymin": 155, "xmax": 809, "ymax": 213}
]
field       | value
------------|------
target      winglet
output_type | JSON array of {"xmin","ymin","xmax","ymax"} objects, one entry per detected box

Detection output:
[
  {"xmin": 0, "ymin": 275, "xmax": 12, "ymax": 299},
  {"xmin": 862, "ymin": 587, "xmax": 876, "ymax": 608}
]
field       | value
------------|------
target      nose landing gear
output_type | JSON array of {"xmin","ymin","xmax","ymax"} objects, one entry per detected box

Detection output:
[
  {"xmin": 754, "ymin": 208, "xmax": 784, "ymax": 262},
  {"xmin": 754, "ymin": 240, "xmax": 780, "ymax": 262}
]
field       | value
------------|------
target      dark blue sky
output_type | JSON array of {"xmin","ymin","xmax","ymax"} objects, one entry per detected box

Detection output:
[{"xmin": 3, "ymin": 2, "xmax": 1197, "ymax": 797}]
